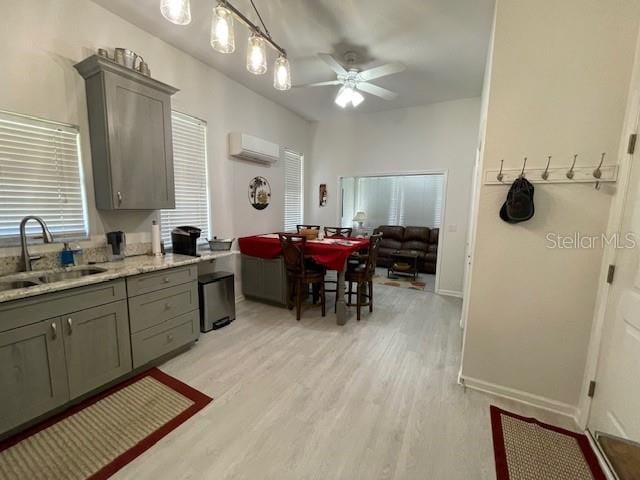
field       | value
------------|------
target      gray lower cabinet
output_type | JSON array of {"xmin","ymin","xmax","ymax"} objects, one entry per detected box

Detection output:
[
  {"xmin": 0, "ymin": 318, "xmax": 69, "ymax": 434},
  {"xmin": 62, "ymin": 300, "xmax": 131, "ymax": 399},
  {"xmin": 127, "ymin": 265, "xmax": 200, "ymax": 369},
  {"xmin": 241, "ymin": 254, "xmax": 287, "ymax": 305}
]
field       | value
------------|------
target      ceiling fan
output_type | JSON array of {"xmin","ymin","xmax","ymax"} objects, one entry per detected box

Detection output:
[{"xmin": 296, "ymin": 51, "xmax": 405, "ymax": 108}]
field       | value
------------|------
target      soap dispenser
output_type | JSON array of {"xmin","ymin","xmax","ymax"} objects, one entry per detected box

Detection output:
[{"xmin": 60, "ymin": 243, "xmax": 75, "ymax": 267}]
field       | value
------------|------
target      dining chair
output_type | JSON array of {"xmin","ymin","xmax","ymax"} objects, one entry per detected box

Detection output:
[
  {"xmin": 279, "ymin": 233, "xmax": 326, "ymax": 321},
  {"xmin": 345, "ymin": 234, "xmax": 382, "ymax": 321},
  {"xmin": 324, "ymin": 227, "xmax": 353, "ymax": 238},
  {"xmin": 296, "ymin": 225, "xmax": 321, "ymax": 233}
]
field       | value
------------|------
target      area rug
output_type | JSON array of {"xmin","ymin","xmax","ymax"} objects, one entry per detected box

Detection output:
[
  {"xmin": 491, "ymin": 406, "xmax": 606, "ymax": 480},
  {"xmin": 0, "ymin": 368, "xmax": 212, "ymax": 480},
  {"xmin": 372, "ymin": 273, "xmax": 429, "ymax": 291}
]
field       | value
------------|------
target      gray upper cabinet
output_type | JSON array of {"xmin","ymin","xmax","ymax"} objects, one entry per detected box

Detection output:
[
  {"xmin": 75, "ymin": 55, "xmax": 179, "ymax": 210},
  {"xmin": 0, "ymin": 318, "xmax": 69, "ymax": 434}
]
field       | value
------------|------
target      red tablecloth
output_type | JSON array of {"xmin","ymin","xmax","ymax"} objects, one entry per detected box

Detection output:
[{"xmin": 238, "ymin": 234, "xmax": 369, "ymax": 271}]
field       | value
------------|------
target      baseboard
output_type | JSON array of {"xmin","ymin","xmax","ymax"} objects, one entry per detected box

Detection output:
[
  {"xmin": 459, "ymin": 374, "xmax": 578, "ymax": 421},
  {"xmin": 436, "ymin": 289, "xmax": 463, "ymax": 298}
]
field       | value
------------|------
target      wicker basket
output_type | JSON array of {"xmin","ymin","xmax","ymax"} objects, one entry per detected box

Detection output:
[
  {"xmin": 207, "ymin": 238, "xmax": 234, "ymax": 251},
  {"xmin": 299, "ymin": 228, "xmax": 319, "ymax": 240}
]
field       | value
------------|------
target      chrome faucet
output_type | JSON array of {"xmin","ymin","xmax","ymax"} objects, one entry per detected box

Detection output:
[{"xmin": 20, "ymin": 216, "xmax": 54, "ymax": 272}]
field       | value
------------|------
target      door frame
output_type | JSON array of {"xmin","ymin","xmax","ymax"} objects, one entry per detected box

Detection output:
[
  {"xmin": 336, "ymin": 169, "xmax": 449, "ymax": 295},
  {"xmin": 577, "ymin": 88, "xmax": 640, "ymax": 429}
]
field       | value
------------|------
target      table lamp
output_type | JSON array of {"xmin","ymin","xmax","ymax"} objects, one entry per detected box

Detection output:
[{"xmin": 353, "ymin": 211, "xmax": 367, "ymax": 230}]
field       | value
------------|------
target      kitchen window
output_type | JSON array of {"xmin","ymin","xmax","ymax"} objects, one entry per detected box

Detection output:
[
  {"xmin": 161, "ymin": 111, "xmax": 210, "ymax": 244},
  {"xmin": 0, "ymin": 110, "xmax": 88, "ymax": 241},
  {"xmin": 283, "ymin": 149, "xmax": 304, "ymax": 232}
]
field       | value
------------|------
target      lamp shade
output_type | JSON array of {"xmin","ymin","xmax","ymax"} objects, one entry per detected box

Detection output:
[
  {"xmin": 211, "ymin": 4, "xmax": 235, "ymax": 53},
  {"xmin": 353, "ymin": 211, "xmax": 367, "ymax": 222}
]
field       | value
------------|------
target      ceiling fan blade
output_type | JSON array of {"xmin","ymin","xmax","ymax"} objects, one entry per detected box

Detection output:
[
  {"xmin": 294, "ymin": 80, "xmax": 342, "ymax": 88},
  {"xmin": 357, "ymin": 82, "xmax": 398, "ymax": 101},
  {"xmin": 318, "ymin": 53, "xmax": 348, "ymax": 76},
  {"xmin": 357, "ymin": 62, "xmax": 406, "ymax": 82}
]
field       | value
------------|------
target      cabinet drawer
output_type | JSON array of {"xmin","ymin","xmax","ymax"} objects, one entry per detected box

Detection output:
[
  {"xmin": 128, "ymin": 282, "xmax": 198, "ymax": 333},
  {"xmin": 131, "ymin": 310, "xmax": 199, "ymax": 368},
  {"xmin": 126, "ymin": 265, "xmax": 197, "ymax": 297},
  {"xmin": 0, "ymin": 280, "xmax": 126, "ymax": 331}
]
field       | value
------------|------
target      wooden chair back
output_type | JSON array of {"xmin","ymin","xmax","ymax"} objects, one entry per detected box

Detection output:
[
  {"xmin": 324, "ymin": 227, "xmax": 353, "ymax": 238},
  {"xmin": 364, "ymin": 234, "xmax": 383, "ymax": 277},
  {"xmin": 279, "ymin": 233, "xmax": 307, "ymax": 276}
]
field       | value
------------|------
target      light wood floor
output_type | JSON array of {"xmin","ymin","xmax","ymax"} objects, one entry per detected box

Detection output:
[{"xmin": 114, "ymin": 285, "xmax": 574, "ymax": 480}]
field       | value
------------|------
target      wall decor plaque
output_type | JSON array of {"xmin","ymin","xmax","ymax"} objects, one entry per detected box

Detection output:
[{"xmin": 248, "ymin": 176, "xmax": 271, "ymax": 210}]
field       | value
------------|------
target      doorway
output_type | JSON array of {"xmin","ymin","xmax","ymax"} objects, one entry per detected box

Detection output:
[{"xmin": 339, "ymin": 172, "xmax": 447, "ymax": 294}]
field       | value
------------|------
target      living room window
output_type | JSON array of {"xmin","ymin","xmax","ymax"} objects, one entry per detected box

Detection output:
[
  {"xmin": 160, "ymin": 111, "xmax": 210, "ymax": 244},
  {"xmin": 341, "ymin": 174, "xmax": 444, "ymax": 230},
  {"xmin": 0, "ymin": 110, "xmax": 88, "ymax": 242}
]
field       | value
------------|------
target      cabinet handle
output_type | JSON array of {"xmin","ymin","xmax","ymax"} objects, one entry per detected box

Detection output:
[
  {"xmin": 117, "ymin": 191, "xmax": 123, "ymax": 205},
  {"xmin": 164, "ymin": 303, "xmax": 172, "ymax": 310},
  {"xmin": 163, "ymin": 277, "xmax": 170, "ymax": 284},
  {"xmin": 67, "ymin": 317, "xmax": 73, "ymax": 335},
  {"xmin": 167, "ymin": 334, "xmax": 173, "ymax": 343},
  {"xmin": 51, "ymin": 321, "xmax": 57, "ymax": 339}
]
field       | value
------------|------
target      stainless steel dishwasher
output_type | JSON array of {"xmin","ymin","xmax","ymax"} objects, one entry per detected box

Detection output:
[{"xmin": 198, "ymin": 271, "xmax": 235, "ymax": 332}]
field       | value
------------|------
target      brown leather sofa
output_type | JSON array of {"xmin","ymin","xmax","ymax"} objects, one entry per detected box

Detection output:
[{"xmin": 373, "ymin": 225, "xmax": 439, "ymax": 274}]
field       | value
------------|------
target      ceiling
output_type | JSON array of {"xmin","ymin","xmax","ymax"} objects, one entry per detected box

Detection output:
[{"xmin": 91, "ymin": 0, "xmax": 495, "ymax": 121}]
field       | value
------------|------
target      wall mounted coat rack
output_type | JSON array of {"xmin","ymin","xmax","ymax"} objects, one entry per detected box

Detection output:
[{"xmin": 484, "ymin": 154, "xmax": 618, "ymax": 185}]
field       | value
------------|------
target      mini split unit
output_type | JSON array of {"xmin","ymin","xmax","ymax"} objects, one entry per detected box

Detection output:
[{"xmin": 228, "ymin": 132, "xmax": 280, "ymax": 164}]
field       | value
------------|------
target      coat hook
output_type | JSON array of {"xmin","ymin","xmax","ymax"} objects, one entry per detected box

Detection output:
[
  {"xmin": 567, "ymin": 154, "xmax": 577, "ymax": 179},
  {"xmin": 519, "ymin": 157, "xmax": 527, "ymax": 178},
  {"xmin": 593, "ymin": 152, "xmax": 605, "ymax": 180},
  {"xmin": 497, "ymin": 159, "xmax": 504, "ymax": 182},
  {"xmin": 541, "ymin": 155, "xmax": 552, "ymax": 180}
]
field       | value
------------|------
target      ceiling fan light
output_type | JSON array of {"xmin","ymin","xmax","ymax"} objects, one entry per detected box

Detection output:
[
  {"xmin": 351, "ymin": 89, "xmax": 364, "ymax": 107},
  {"xmin": 273, "ymin": 55, "xmax": 291, "ymax": 90},
  {"xmin": 246, "ymin": 33, "xmax": 268, "ymax": 75},
  {"xmin": 211, "ymin": 4, "xmax": 235, "ymax": 53},
  {"xmin": 334, "ymin": 86, "xmax": 352, "ymax": 108},
  {"xmin": 160, "ymin": 0, "xmax": 191, "ymax": 25}
]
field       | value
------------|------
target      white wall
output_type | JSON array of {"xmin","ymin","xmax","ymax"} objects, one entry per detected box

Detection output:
[
  {"xmin": 306, "ymin": 98, "xmax": 481, "ymax": 295},
  {"xmin": 460, "ymin": 0, "xmax": 640, "ymax": 412},
  {"xmin": 0, "ymin": 0, "xmax": 310, "ymax": 246}
]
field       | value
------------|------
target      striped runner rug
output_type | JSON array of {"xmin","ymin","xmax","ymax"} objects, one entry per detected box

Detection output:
[
  {"xmin": 491, "ymin": 406, "xmax": 606, "ymax": 480},
  {"xmin": 0, "ymin": 368, "xmax": 212, "ymax": 479}
]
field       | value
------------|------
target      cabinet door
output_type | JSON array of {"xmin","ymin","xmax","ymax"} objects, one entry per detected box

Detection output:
[
  {"xmin": 241, "ymin": 255, "xmax": 265, "ymax": 298},
  {"xmin": 63, "ymin": 300, "xmax": 132, "ymax": 399},
  {"xmin": 0, "ymin": 319, "xmax": 69, "ymax": 434},
  {"xmin": 263, "ymin": 257, "xmax": 286, "ymax": 305},
  {"xmin": 105, "ymin": 73, "xmax": 175, "ymax": 209}
]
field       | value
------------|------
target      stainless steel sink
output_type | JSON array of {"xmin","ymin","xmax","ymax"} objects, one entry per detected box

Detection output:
[
  {"xmin": 0, "ymin": 280, "xmax": 40, "ymax": 292},
  {"xmin": 38, "ymin": 267, "xmax": 108, "ymax": 283}
]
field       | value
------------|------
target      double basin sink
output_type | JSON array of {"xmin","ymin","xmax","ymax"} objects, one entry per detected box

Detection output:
[{"xmin": 0, "ymin": 267, "xmax": 108, "ymax": 292}]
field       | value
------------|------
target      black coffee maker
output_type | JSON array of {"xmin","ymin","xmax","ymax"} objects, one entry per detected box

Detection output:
[{"xmin": 171, "ymin": 226, "xmax": 201, "ymax": 256}]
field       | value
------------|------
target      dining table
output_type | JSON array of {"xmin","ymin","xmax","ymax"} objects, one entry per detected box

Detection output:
[{"xmin": 238, "ymin": 233, "xmax": 370, "ymax": 325}]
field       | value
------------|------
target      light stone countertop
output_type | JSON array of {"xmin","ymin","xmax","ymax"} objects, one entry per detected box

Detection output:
[{"xmin": 0, "ymin": 250, "xmax": 239, "ymax": 304}]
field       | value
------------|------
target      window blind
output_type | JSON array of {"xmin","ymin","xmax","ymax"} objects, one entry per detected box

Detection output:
[
  {"xmin": 0, "ymin": 110, "xmax": 87, "ymax": 240},
  {"xmin": 283, "ymin": 149, "xmax": 304, "ymax": 232},
  {"xmin": 355, "ymin": 174, "xmax": 444, "ymax": 228},
  {"xmin": 161, "ymin": 111, "xmax": 210, "ymax": 244}
]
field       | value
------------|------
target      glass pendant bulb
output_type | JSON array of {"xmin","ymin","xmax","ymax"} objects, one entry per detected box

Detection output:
[
  {"xmin": 246, "ymin": 34, "xmax": 267, "ymax": 75},
  {"xmin": 335, "ymin": 86, "xmax": 353, "ymax": 108},
  {"xmin": 210, "ymin": 4, "xmax": 235, "ymax": 53},
  {"xmin": 160, "ymin": 0, "xmax": 191, "ymax": 25},
  {"xmin": 273, "ymin": 55, "xmax": 291, "ymax": 90}
]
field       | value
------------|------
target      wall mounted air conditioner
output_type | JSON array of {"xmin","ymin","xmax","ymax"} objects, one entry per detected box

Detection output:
[{"xmin": 228, "ymin": 132, "xmax": 280, "ymax": 164}]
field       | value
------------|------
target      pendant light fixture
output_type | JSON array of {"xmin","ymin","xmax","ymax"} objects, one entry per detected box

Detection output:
[
  {"xmin": 161, "ymin": 0, "xmax": 291, "ymax": 90},
  {"xmin": 334, "ymin": 84, "xmax": 364, "ymax": 108},
  {"xmin": 246, "ymin": 33, "xmax": 267, "ymax": 75},
  {"xmin": 210, "ymin": 4, "xmax": 235, "ymax": 53},
  {"xmin": 160, "ymin": 0, "xmax": 191, "ymax": 25},
  {"xmin": 274, "ymin": 55, "xmax": 291, "ymax": 90}
]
